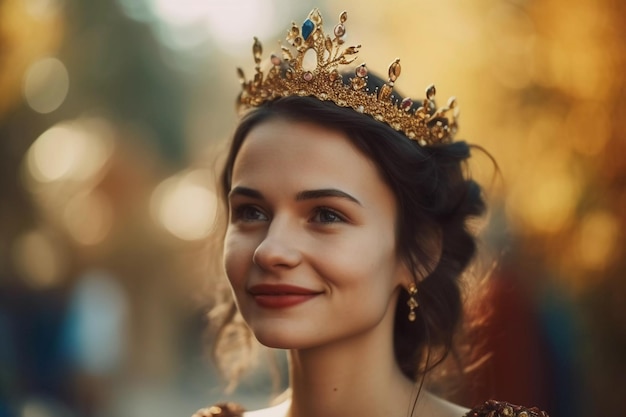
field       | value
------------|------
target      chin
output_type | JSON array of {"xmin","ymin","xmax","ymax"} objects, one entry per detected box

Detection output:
[
  {"xmin": 251, "ymin": 328, "xmax": 316, "ymax": 350},
  {"xmin": 254, "ymin": 333, "xmax": 300, "ymax": 349}
]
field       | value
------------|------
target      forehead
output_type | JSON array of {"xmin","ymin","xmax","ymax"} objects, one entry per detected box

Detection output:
[
  {"xmin": 230, "ymin": 118, "xmax": 396, "ymax": 207},
  {"xmin": 236, "ymin": 118, "xmax": 363, "ymax": 167}
]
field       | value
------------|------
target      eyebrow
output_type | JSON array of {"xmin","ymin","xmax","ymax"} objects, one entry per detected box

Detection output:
[
  {"xmin": 229, "ymin": 186, "xmax": 362, "ymax": 206},
  {"xmin": 229, "ymin": 186, "xmax": 264, "ymax": 200},
  {"xmin": 296, "ymin": 189, "xmax": 362, "ymax": 206}
]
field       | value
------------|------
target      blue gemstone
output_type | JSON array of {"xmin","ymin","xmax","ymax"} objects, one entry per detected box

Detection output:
[{"xmin": 301, "ymin": 19, "xmax": 314, "ymax": 40}]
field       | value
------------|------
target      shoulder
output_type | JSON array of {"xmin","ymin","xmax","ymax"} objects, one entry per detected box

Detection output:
[{"xmin": 465, "ymin": 400, "xmax": 550, "ymax": 417}]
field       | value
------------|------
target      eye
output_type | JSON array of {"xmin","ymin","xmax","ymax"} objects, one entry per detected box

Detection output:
[
  {"xmin": 311, "ymin": 207, "xmax": 346, "ymax": 224},
  {"xmin": 232, "ymin": 205, "xmax": 268, "ymax": 222}
]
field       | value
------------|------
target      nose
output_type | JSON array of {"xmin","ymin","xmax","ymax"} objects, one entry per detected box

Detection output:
[{"xmin": 252, "ymin": 220, "xmax": 302, "ymax": 270}]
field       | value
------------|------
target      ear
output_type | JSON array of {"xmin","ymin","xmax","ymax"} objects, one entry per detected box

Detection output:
[{"xmin": 394, "ymin": 257, "xmax": 414, "ymax": 290}]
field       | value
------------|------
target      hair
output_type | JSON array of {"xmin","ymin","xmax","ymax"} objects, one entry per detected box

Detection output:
[{"xmin": 210, "ymin": 74, "xmax": 486, "ymax": 387}]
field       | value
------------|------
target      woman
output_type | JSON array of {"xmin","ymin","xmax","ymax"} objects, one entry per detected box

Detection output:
[{"xmin": 194, "ymin": 9, "xmax": 548, "ymax": 417}]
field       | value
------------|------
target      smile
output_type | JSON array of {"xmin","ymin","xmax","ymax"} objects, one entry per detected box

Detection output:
[{"xmin": 248, "ymin": 284, "xmax": 323, "ymax": 309}]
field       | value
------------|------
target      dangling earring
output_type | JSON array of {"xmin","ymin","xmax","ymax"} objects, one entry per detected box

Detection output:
[{"xmin": 407, "ymin": 283, "xmax": 418, "ymax": 322}]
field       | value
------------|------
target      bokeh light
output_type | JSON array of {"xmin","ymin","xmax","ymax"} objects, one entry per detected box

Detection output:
[
  {"xmin": 485, "ymin": 3, "xmax": 536, "ymax": 91},
  {"xmin": 150, "ymin": 169, "xmax": 218, "ymax": 241},
  {"xmin": 576, "ymin": 210, "xmax": 619, "ymax": 271},
  {"xmin": 11, "ymin": 229, "xmax": 66, "ymax": 289},
  {"xmin": 22, "ymin": 57, "xmax": 69, "ymax": 114},
  {"xmin": 118, "ymin": 0, "xmax": 287, "ymax": 52},
  {"xmin": 63, "ymin": 190, "xmax": 114, "ymax": 246},
  {"xmin": 566, "ymin": 103, "xmax": 611, "ymax": 157},
  {"xmin": 506, "ymin": 153, "xmax": 582, "ymax": 235},
  {"xmin": 0, "ymin": 0, "xmax": 64, "ymax": 118},
  {"xmin": 25, "ymin": 118, "xmax": 115, "ymax": 184},
  {"xmin": 23, "ymin": 0, "xmax": 64, "ymax": 20}
]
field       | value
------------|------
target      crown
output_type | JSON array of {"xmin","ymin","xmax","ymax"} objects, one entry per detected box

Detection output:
[{"xmin": 236, "ymin": 9, "xmax": 459, "ymax": 146}]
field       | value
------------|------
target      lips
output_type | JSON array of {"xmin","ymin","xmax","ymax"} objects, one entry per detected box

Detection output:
[{"xmin": 248, "ymin": 284, "xmax": 322, "ymax": 309}]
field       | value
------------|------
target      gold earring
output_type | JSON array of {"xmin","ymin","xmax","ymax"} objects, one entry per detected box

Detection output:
[{"xmin": 407, "ymin": 283, "xmax": 418, "ymax": 322}]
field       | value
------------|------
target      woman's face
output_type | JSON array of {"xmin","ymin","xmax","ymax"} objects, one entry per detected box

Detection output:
[{"xmin": 224, "ymin": 117, "xmax": 409, "ymax": 350}]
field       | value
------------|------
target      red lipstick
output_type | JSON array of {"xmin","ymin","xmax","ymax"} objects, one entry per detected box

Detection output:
[{"xmin": 248, "ymin": 284, "xmax": 322, "ymax": 309}]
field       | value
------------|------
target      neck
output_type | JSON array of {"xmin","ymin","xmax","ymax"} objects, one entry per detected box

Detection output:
[{"xmin": 284, "ymin": 296, "xmax": 417, "ymax": 417}]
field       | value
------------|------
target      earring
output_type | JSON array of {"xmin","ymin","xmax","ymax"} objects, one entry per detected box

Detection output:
[{"xmin": 407, "ymin": 283, "xmax": 418, "ymax": 322}]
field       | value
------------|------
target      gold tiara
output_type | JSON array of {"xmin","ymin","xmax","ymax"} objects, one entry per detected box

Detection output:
[{"xmin": 236, "ymin": 9, "xmax": 459, "ymax": 146}]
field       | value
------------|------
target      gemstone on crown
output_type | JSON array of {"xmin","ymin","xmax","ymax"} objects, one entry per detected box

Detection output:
[
  {"xmin": 334, "ymin": 24, "xmax": 345, "ymax": 38},
  {"xmin": 301, "ymin": 19, "xmax": 315, "ymax": 40},
  {"xmin": 355, "ymin": 64, "xmax": 368, "ymax": 78}
]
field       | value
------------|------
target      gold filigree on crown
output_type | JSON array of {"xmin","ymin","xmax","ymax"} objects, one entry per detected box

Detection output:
[{"xmin": 237, "ymin": 9, "xmax": 459, "ymax": 146}]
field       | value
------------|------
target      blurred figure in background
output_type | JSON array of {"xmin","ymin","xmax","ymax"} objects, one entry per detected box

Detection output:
[{"xmin": 60, "ymin": 270, "xmax": 128, "ymax": 415}]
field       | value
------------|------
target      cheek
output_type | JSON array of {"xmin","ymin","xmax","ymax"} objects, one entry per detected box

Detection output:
[
  {"xmin": 315, "ymin": 234, "xmax": 400, "ymax": 292},
  {"xmin": 318, "ymin": 252, "xmax": 400, "ymax": 327},
  {"xmin": 223, "ymin": 230, "xmax": 255, "ymax": 288}
]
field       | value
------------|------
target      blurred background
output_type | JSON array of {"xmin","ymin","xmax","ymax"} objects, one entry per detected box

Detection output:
[{"xmin": 0, "ymin": 0, "xmax": 624, "ymax": 416}]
